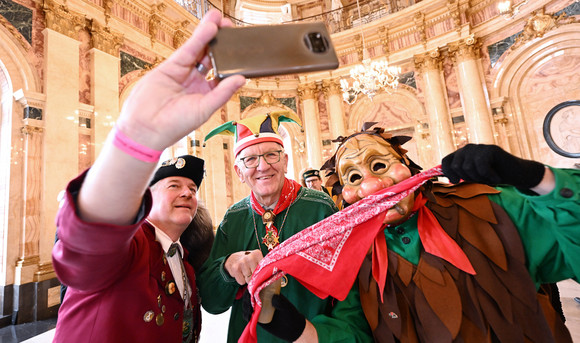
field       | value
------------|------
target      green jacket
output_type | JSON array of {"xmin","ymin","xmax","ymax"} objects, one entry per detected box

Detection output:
[
  {"xmin": 198, "ymin": 186, "xmax": 373, "ymax": 343},
  {"xmin": 385, "ymin": 166, "xmax": 580, "ymax": 286}
]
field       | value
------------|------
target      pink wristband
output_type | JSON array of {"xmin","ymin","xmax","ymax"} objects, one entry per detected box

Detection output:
[{"xmin": 112, "ymin": 127, "xmax": 162, "ymax": 163}]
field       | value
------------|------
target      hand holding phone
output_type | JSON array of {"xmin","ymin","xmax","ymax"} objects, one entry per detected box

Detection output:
[{"xmin": 209, "ymin": 22, "xmax": 339, "ymax": 79}]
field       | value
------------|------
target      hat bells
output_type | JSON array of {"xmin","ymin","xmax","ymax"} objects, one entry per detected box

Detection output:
[{"xmin": 203, "ymin": 111, "xmax": 302, "ymax": 157}]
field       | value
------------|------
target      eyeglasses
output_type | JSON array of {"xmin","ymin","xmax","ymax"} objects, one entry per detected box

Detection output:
[{"xmin": 239, "ymin": 150, "xmax": 283, "ymax": 169}]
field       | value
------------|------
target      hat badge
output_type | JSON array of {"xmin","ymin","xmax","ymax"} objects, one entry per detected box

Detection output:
[{"xmin": 175, "ymin": 157, "xmax": 186, "ymax": 169}]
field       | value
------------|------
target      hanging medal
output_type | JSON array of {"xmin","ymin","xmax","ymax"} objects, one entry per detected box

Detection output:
[{"xmin": 262, "ymin": 210, "xmax": 279, "ymax": 250}]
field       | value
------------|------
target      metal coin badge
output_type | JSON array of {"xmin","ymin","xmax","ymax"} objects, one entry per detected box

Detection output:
[
  {"xmin": 182, "ymin": 308, "xmax": 193, "ymax": 342},
  {"xmin": 262, "ymin": 210, "xmax": 279, "ymax": 250}
]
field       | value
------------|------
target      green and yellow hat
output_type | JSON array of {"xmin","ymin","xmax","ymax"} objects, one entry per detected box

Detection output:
[{"xmin": 203, "ymin": 111, "xmax": 302, "ymax": 157}]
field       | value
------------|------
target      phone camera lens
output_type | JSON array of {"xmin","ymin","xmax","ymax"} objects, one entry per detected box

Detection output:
[{"xmin": 306, "ymin": 32, "xmax": 328, "ymax": 53}]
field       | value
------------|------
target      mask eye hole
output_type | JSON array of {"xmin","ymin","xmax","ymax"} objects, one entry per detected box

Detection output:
[
  {"xmin": 347, "ymin": 172, "xmax": 362, "ymax": 185},
  {"xmin": 371, "ymin": 161, "xmax": 387, "ymax": 173}
]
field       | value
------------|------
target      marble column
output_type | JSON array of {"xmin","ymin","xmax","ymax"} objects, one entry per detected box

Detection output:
[
  {"xmin": 40, "ymin": 27, "xmax": 80, "ymax": 279},
  {"xmin": 322, "ymin": 79, "xmax": 347, "ymax": 139},
  {"xmin": 201, "ymin": 112, "xmax": 231, "ymax": 226},
  {"xmin": 90, "ymin": 22, "xmax": 123, "ymax": 157},
  {"xmin": 225, "ymin": 92, "xmax": 247, "ymax": 205},
  {"xmin": 449, "ymin": 37, "xmax": 495, "ymax": 144},
  {"xmin": 297, "ymin": 83, "xmax": 323, "ymax": 169},
  {"xmin": 18, "ymin": 125, "xmax": 43, "ymax": 281},
  {"xmin": 414, "ymin": 49, "xmax": 455, "ymax": 161}
]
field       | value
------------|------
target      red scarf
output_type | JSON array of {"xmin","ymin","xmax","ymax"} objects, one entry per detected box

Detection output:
[
  {"xmin": 239, "ymin": 166, "xmax": 474, "ymax": 342},
  {"xmin": 250, "ymin": 178, "xmax": 301, "ymax": 219}
]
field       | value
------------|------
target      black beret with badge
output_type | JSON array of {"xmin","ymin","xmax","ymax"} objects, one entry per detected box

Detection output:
[
  {"xmin": 302, "ymin": 169, "xmax": 321, "ymax": 180},
  {"xmin": 149, "ymin": 155, "xmax": 205, "ymax": 187}
]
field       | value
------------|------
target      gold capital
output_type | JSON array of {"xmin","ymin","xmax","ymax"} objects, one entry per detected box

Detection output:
[
  {"xmin": 43, "ymin": 0, "xmax": 84, "ymax": 39},
  {"xmin": 321, "ymin": 79, "xmax": 342, "ymax": 96},
  {"xmin": 448, "ymin": 35, "xmax": 481, "ymax": 63},
  {"xmin": 414, "ymin": 49, "xmax": 443, "ymax": 73},
  {"xmin": 89, "ymin": 20, "xmax": 123, "ymax": 56},
  {"xmin": 297, "ymin": 83, "xmax": 318, "ymax": 100}
]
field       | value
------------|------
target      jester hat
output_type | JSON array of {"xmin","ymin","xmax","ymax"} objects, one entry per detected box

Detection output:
[{"xmin": 203, "ymin": 111, "xmax": 302, "ymax": 157}]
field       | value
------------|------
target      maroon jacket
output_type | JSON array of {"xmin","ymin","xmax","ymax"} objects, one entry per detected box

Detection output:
[{"xmin": 52, "ymin": 171, "xmax": 201, "ymax": 343}]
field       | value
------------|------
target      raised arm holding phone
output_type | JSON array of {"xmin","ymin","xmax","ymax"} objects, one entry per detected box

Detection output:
[{"xmin": 52, "ymin": 10, "xmax": 245, "ymax": 343}]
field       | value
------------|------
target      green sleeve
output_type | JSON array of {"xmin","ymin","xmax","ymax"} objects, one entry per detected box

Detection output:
[
  {"xmin": 310, "ymin": 282, "xmax": 373, "ymax": 343},
  {"xmin": 489, "ymin": 167, "xmax": 580, "ymax": 286},
  {"xmin": 197, "ymin": 202, "xmax": 254, "ymax": 314}
]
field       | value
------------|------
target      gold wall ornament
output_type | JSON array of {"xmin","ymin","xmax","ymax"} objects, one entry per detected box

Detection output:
[
  {"xmin": 413, "ymin": 12, "xmax": 427, "ymax": 47},
  {"xmin": 43, "ymin": 0, "xmax": 85, "ymax": 39},
  {"xmin": 0, "ymin": 15, "xmax": 29, "ymax": 50},
  {"xmin": 173, "ymin": 20, "xmax": 190, "ymax": 48},
  {"xmin": 446, "ymin": 0, "xmax": 461, "ymax": 32},
  {"xmin": 297, "ymin": 83, "xmax": 318, "ymax": 101},
  {"xmin": 321, "ymin": 79, "xmax": 342, "ymax": 96},
  {"xmin": 148, "ymin": 3, "xmax": 166, "ymax": 46},
  {"xmin": 511, "ymin": 10, "xmax": 576, "ymax": 51},
  {"xmin": 447, "ymin": 35, "xmax": 481, "ymax": 63},
  {"xmin": 21, "ymin": 125, "xmax": 44, "ymax": 135},
  {"xmin": 378, "ymin": 26, "xmax": 390, "ymax": 56},
  {"xmin": 89, "ymin": 20, "xmax": 123, "ymax": 56},
  {"xmin": 103, "ymin": 0, "xmax": 114, "ymax": 25},
  {"xmin": 413, "ymin": 49, "xmax": 443, "ymax": 73},
  {"xmin": 354, "ymin": 33, "xmax": 364, "ymax": 62}
]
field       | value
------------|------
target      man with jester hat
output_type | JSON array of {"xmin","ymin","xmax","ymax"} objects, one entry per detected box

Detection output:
[
  {"xmin": 316, "ymin": 122, "xmax": 580, "ymax": 342},
  {"xmin": 197, "ymin": 111, "xmax": 372, "ymax": 342}
]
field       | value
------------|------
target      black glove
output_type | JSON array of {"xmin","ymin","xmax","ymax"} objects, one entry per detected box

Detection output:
[
  {"xmin": 441, "ymin": 144, "xmax": 545, "ymax": 189},
  {"xmin": 259, "ymin": 294, "xmax": 306, "ymax": 342},
  {"xmin": 241, "ymin": 289, "xmax": 252, "ymax": 322}
]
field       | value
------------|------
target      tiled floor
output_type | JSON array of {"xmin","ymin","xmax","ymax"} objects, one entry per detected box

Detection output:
[{"xmin": 6, "ymin": 280, "xmax": 580, "ymax": 342}]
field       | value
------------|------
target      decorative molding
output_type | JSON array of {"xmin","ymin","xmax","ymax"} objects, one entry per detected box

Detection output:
[
  {"xmin": 378, "ymin": 25, "xmax": 389, "ymax": 56},
  {"xmin": 15, "ymin": 255, "xmax": 40, "ymax": 267},
  {"xmin": 21, "ymin": 125, "xmax": 44, "ymax": 135},
  {"xmin": 511, "ymin": 9, "xmax": 577, "ymax": 51},
  {"xmin": 148, "ymin": 3, "xmax": 166, "ymax": 46},
  {"xmin": 173, "ymin": 20, "xmax": 190, "ymax": 48},
  {"xmin": 414, "ymin": 48, "xmax": 443, "ymax": 73},
  {"xmin": 413, "ymin": 12, "xmax": 427, "ymax": 47},
  {"xmin": 321, "ymin": 79, "xmax": 342, "ymax": 96},
  {"xmin": 103, "ymin": 0, "xmax": 114, "ymax": 25},
  {"xmin": 42, "ymin": 0, "xmax": 85, "ymax": 39},
  {"xmin": 89, "ymin": 19, "xmax": 123, "ymax": 56},
  {"xmin": 354, "ymin": 33, "xmax": 363, "ymax": 62},
  {"xmin": 297, "ymin": 83, "xmax": 318, "ymax": 100},
  {"xmin": 0, "ymin": 13, "xmax": 30, "ymax": 50},
  {"xmin": 446, "ymin": 0, "xmax": 461, "ymax": 32},
  {"xmin": 448, "ymin": 34, "xmax": 481, "ymax": 63}
]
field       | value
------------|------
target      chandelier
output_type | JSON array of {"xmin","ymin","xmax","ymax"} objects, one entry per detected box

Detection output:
[{"xmin": 340, "ymin": 0, "xmax": 400, "ymax": 105}]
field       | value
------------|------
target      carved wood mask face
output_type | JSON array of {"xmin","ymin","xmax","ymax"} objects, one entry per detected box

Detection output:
[{"xmin": 335, "ymin": 134, "xmax": 415, "ymax": 224}]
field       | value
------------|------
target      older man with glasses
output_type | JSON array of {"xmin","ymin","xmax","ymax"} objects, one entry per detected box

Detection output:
[{"xmin": 198, "ymin": 111, "xmax": 372, "ymax": 343}]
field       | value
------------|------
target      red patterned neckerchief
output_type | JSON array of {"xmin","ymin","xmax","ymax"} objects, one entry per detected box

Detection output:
[
  {"xmin": 250, "ymin": 178, "xmax": 301, "ymax": 250},
  {"xmin": 239, "ymin": 166, "xmax": 476, "ymax": 343}
]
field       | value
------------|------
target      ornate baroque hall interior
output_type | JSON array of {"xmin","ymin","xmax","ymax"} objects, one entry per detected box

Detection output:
[{"xmin": 0, "ymin": 0, "xmax": 579, "ymax": 341}]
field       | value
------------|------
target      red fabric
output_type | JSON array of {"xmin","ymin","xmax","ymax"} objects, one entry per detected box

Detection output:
[
  {"xmin": 239, "ymin": 167, "xmax": 444, "ymax": 343},
  {"xmin": 372, "ymin": 220, "xmax": 388, "ymax": 302},
  {"xmin": 250, "ymin": 178, "xmax": 301, "ymax": 217},
  {"xmin": 414, "ymin": 193, "xmax": 475, "ymax": 275}
]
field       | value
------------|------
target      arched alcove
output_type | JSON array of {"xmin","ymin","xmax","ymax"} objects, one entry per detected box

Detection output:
[
  {"xmin": 346, "ymin": 86, "xmax": 429, "ymax": 167},
  {"xmin": 0, "ymin": 23, "xmax": 42, "ymax": 287},
  {"xmin": 491, "ymin": 23, "xmax": 580, "ymax": 167}
]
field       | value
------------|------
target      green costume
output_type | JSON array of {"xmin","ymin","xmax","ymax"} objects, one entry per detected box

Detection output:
[
  {"xmin": 385, "ymin": 167, "xmax": 580, "ymax": 283},
  {"xmin": 198, "ymin": 186, "xmax": 373, "ymax": 343},
  {"xmin": 360, "ymin": 167, "xmax": 579, "ymax": 342}
]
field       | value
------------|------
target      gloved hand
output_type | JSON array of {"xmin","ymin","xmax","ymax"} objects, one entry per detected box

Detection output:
[
  {"xmin": 441, "ymin": 144, "xmax": 545, "ymax": 189},
  {"xmin": 241, "ymin": 289, "xmax": 252, "ymax": 322},
  {"xmin": 259, "ymin": 294, "xmax": 306, "ymax": 342}
]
